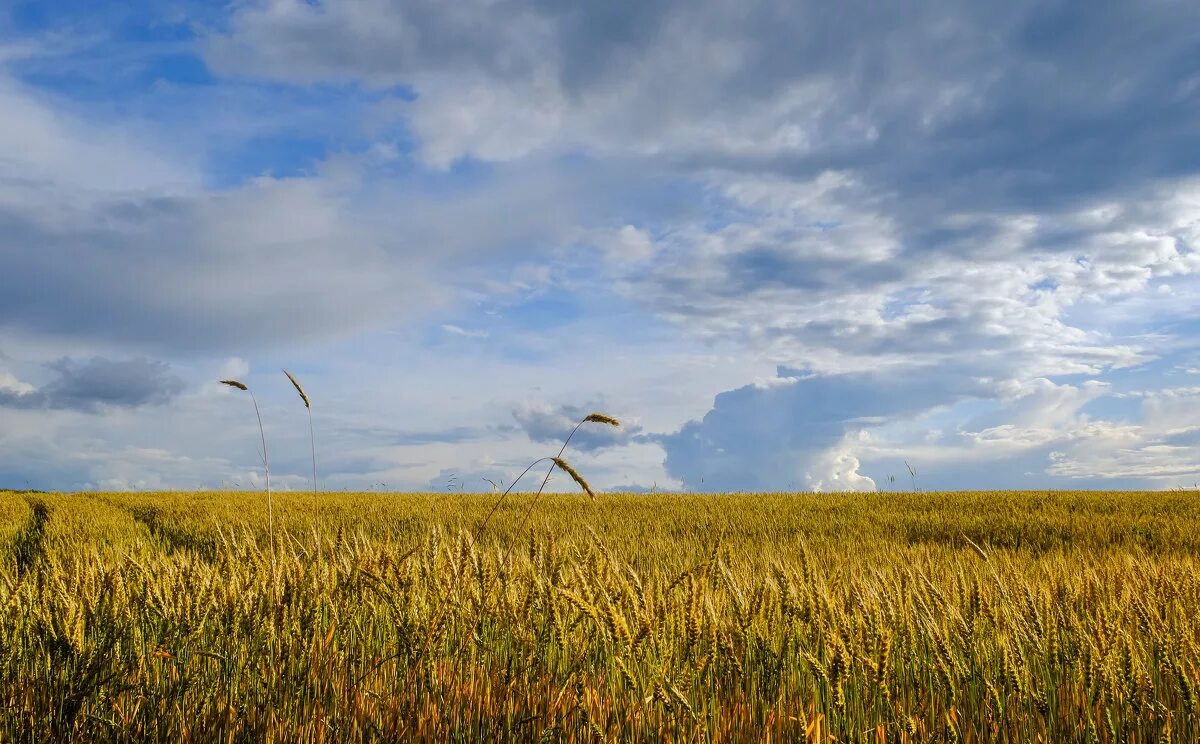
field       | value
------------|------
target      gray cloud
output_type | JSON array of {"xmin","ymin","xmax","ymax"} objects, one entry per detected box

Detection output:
[
  {"xmin": 0, "ymin": 178, "xmax": 417, "ymax": 353},
  {"xmin": 0, "ymin": 357, "xmax": 183, "ymax": 412},
  {"xmin": 204, "ymin": 0, "xmax": 1200, "ymax": 379},
  {"xmin": 512, "ymin": 403, "xmax": 642, "ymax": 453},
  {"xmin": 206, "ymin": 1, "xmax": 1200, "ymax": 199},
  {"xmin": 0, "ymin": 82, "xmax": 656, "ymax": 355}
]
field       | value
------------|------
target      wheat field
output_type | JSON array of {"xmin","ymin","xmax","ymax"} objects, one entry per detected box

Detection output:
[{"xmin": 1, "ymin": 489, "xmax": 1197, "ymax": 742}]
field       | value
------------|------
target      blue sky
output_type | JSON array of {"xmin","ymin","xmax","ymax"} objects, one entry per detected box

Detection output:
[{"xmin": 2, "ymin": 1, "xmax": 1200, "ymax": 492}]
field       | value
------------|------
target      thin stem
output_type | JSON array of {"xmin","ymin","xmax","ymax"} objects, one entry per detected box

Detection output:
[
  {"xmin": 534, "ymin": 419, "xmax": 585, "ymax": 495},
  {"xmin": 250, "ymin": 392, "xmax": 276, "ymax": 594},
  {"xmin": 476, "ymin": 457, "xmax": 555, "ymax": 538},
  {"xmin": 508, "ymin": 420, "xmax": 587, "ymax": 556},
  {"xmin": 309, "ymin": 406, "xmax": 320, "ymax": 563},
  {"xmin": 501, "ymin": 457, "xmax": 567, "ymax": 569},
  {"xmin": 308, "ymin": 407, "xmax": 318, "ymax": 492}
]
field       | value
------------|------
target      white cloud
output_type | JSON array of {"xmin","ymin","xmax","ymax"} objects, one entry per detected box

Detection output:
[
  {"xmin": 218, "ymin": 357, "xmax": 251, "ymax": 381},
  {"xmin": 0, "ymin": 74, "xmax": 191, "ymax": 191},
  {"xmin": 441, "ymin": 324, "xmax": 488, "ymax": 339},
  {"xmin": 0, "ymin": 371, "xmax": 35, "ymax": 397},
  {"xmin": 807, "ymin": 441, "xmax": 877, "ymax": 492}
]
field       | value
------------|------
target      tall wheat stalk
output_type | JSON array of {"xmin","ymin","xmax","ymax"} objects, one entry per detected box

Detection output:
[
  {"xmin": 220, "ymin": 379, "xmax": 276, "ymax": 591},
  {"xmin": 282, "ymin": 370, "xmax": 318, "ymax": 492},
  {"xmin": 534, "ymin": 412, "xmax": 619, "ymax": 496},
  {"xmin": 283, "ymin": 369, "xmax": 320, "ymax": 561},
  {"xmin": 477, "ymin": 412, "xmax": 619, "ymax": 538}
]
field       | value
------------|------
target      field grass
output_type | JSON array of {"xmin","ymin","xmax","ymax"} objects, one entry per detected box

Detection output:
[{"xmin": 1, "ymin": 489, "xmax": 1197, "ymax": 742}]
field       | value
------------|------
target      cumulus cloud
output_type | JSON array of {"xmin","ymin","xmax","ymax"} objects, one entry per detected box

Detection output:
[
  {"xmin": 659, "ymin": 367, "xmax": 997, "ymax": 491},
  {"xmin": 1042, "ymin": 387, "xmax": 1200, "ymax": 483}
]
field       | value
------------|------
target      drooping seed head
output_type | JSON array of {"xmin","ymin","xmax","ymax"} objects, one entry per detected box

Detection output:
[
  {"xmin": 283, "ymin": 369, "xmax": 310, "ymax": 408},
  {"xmin": 552, "ymin": 457, "xmax": 596, "ymax": 500},
  {"xmin": 584, "ymin": 412, "xmax": 621, "ymax": 427},
  {"xmin": 219, "ymin": 379, "xmax": 249, "ymax": 391}
]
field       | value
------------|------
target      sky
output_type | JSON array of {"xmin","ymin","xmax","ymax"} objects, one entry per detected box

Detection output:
[{"xmin": 1, "ymin": 1, "xmax": 1199, "ymax": 493}]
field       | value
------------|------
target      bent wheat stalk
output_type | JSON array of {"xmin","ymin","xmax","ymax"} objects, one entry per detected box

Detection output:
[
  {"xmin": 477, "ymin": 412, "xmax": 619, "ymax": 537},
  {"xmin": 220, "ymin": 379, "xmax": 276, "ymax": 594},
  {"xmin": 534, "ymin": 412, "xmax": 620, "ymax": 495}
]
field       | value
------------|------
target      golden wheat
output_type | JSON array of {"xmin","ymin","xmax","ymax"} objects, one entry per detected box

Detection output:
[{"xmin": 1, "ymin": 489, "xmax": 1197, "ymax": 741}]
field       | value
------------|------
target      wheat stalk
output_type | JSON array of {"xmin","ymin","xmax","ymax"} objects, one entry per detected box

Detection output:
[
  {"xmin": 282, "ymin": 370, "xmax": 317, "ymax": 492},
  {"xmin": 533, "ymin": 411, "xmax": 620, "ymax": 496},
  {"xmin": 282, "ymin": 369, "xmax": 310, "ymax": 409},
  {"xmin": 477, "ymin": 411, "xmax": 619, "ymax": 538},
  {"xmin": 219, "ymin": 379, "xmax": 276, "ymax": 594},
  {"xmin": 283, "ymin": 369, "xmax": 320, "ymax": 562}
]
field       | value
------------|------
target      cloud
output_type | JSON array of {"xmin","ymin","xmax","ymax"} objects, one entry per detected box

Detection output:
[
  {"xmin": 658, "ymin": 366, "xmax": 996, "ymax": 491},
  {"xmin": 624, "ymin": 171, "xmax": 1196, "ymax": 490},
  {"xmin": 511, "ymin": 402, "xmax": 642, "ymax": 453},
  {"xmin": 0, "ymin": 371, "xmax": 35, "ymax": 398},
  {"xmin": 205, "ymin": 2, "xmax": 1200, "ymax": 194},
  {"xmin": 441, "ymin": 324, "xmax": 488, "ymax": 339},
  {"xmin": 0, "ymin": 74, "xmax": 189, "ymax": 191},
  {"xmin": 614, "ymin": 174, "xmax": 1195, "ymax": 373},
  {"xmin": 0, "ymin": 174, "xmax": 422, "ymax": 353},
  {"xmin": 202, "ymin": 0, "xmax": 1200, "ymax": 380},
  {"xmin": 833, "ymin": 377, "xmax": 1200, "ymax": 490},
  {"xmin": 0, "ymin": 357, "xmax": 184, "ymax": 412},
  {"xmin": 0, "ymin": 62, "xmax": 656, "ymax": 356},
  {"xmin": 1041, "ymin": 387, "xmax": 1200, "ymax": 483}
]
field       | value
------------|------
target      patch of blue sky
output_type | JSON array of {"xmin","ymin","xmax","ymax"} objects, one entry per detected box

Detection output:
[
  {"xmin": 1144, "ymin": 313, "xmax": 1200, "ymax": 346},
  {"xmin": 880, "ymin": 287, "xmax": 933, "ymax": 320},
  {"xmin": 2, "ymin": 2, "xmax": 424, "ymax": 188},
  {"xmin": 493, "ymin": 293, "xmax": 584, "ymax": 333},
  {"xmin": 1075, "ymin": 393, "xmax": 1140, "ymax": 424},
  {"xmin": 1074, "ymin": 349, "xmax": 1200, "ymax": 393},
  {"xmin": 5, "ymin": 1, "xmax": 203, "ymax": 82},
  {"xmin": 15, "ymin": 50, "xmax": 214, "ymax": 102},
  {"xmin": 423, "ymin": 280, "xmax": 677, "ymax": 365},
  {"xmin": 195, "ymin": 83, "xmax": 406, "ymax": 185},
  {"xmin": 207, "ymin": 131, "xmax": 336, "ymax": 183}
]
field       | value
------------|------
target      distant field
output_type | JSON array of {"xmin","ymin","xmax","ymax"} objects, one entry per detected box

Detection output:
[{"xmin": 1, "ymin": 490, "xmax": 1197, "ymax": 741}]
